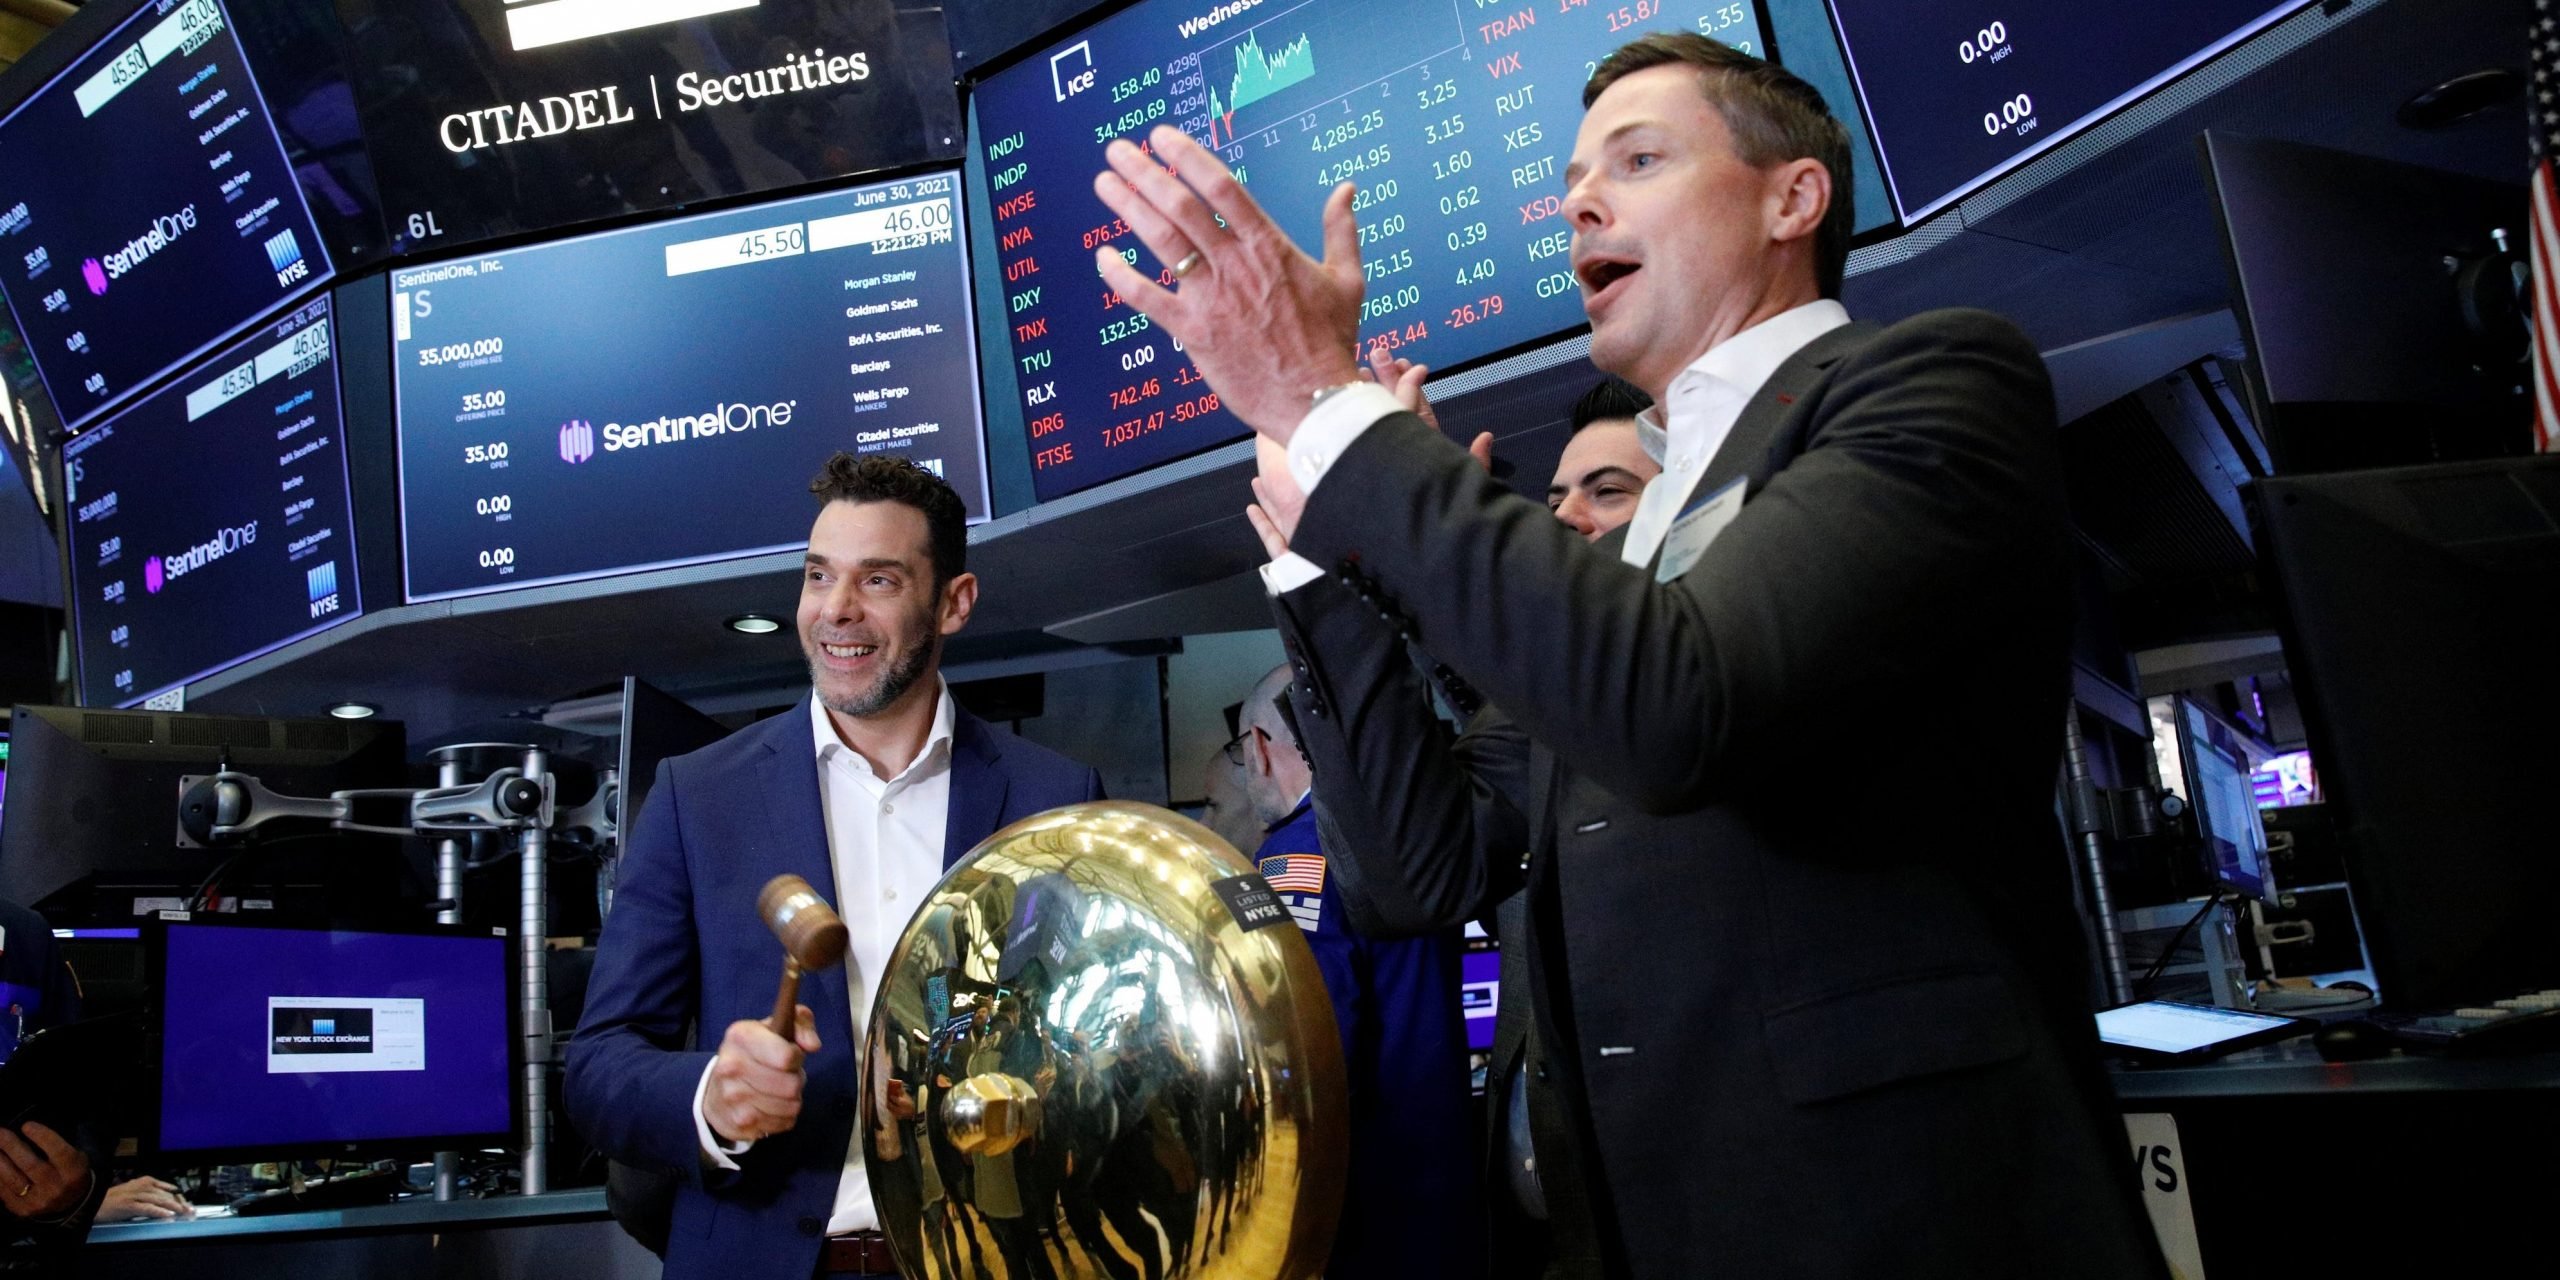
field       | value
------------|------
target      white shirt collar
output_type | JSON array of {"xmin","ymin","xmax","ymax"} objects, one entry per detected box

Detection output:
[
  {"xmin": 809, "ymin": 680, "xmax": 956, "ymax": 784},
  {"xmin": 1634, "ymin": 299, "xmax": 1852, "ymax": 465}
]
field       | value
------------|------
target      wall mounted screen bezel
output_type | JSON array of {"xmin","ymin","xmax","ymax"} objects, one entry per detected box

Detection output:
[
  {"xmin": 388, "ymin": 162, "xmax": 992, "ymax": 604},
  {"xmin": 0, "ymin": 0, "xmax": 339, "ymax": 430},
  {"xmin": 959, "ymin": 0, "xmax": 1781, "ymax": 505},
  {"xmin": 58, "ymin": 294, "xmax": 362, "ymax": 708},
  {"xmin": 1821, "ymin": 1, "xmax": 2316, "ymax": 226}
]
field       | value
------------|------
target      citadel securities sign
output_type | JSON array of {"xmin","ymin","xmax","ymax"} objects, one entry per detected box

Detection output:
[{"xmin": 344, "ymin": 0, "xmax": 961, "ymax": 253}]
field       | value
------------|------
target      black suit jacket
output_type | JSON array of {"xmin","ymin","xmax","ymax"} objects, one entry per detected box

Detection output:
[{"xmin": 1273, "ymin": 310, "xmax": 2163, "ymax": 1279}]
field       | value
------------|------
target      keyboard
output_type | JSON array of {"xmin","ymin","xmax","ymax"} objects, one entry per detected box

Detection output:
[
  {"xmin": 226, "ymin": 1168, "xmax": 403, "ymax": 1217},
  {"xmin": 2372, "ymin": 990, "xmax": 2560, "ymax": 1053}
]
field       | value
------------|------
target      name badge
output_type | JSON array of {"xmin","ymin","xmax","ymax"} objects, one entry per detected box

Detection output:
[{"xmin": 1656, "ymin": 477, "xmax": 1745, "ymax": 583}]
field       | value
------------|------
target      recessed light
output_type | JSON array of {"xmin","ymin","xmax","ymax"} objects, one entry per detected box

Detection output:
[
  {"xmin": 327, "ymin": 702, "xmax": 379, "ymax": 720},
  {"xmin": 726, "ymin": 613, "xmax": 783, "ymax": 635}
]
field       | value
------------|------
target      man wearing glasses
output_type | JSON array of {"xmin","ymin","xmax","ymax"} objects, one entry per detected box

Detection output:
[{"xmin": 1228, "ymin": 663, "xmax": 1476, "ymax": 1280}]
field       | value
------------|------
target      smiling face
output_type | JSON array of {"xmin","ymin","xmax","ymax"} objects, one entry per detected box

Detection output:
[
  {"xmin": 798, "ymin": 499, "xmax": 974, "ymax": 722},
  {"xmin": 1564, "ymin": 63, "xmax": 1821, "ymax": 398},
  {"xmin": 1548, "ymin": 418, "xmax": 1661, "ymax": 541}
]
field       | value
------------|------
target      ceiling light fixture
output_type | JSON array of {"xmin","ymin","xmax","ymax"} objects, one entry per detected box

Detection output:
[{"xmin": 726, "ymin": 613, "xmax": 783, "ymax": 635}]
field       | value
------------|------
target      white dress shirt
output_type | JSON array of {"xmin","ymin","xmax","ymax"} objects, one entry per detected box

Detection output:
[
  {"xmin": 1259, "ymin": 299, "xmax": 1851, "ymax": 592},
  {"xmin": 691, "ymin": 684, "xmax": 957, "ymax": 1235}
]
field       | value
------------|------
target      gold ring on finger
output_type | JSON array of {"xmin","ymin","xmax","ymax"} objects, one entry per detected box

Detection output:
[{"xmin": 1171, "ymin": 250, "xmax": 1206, "ymax": 279}]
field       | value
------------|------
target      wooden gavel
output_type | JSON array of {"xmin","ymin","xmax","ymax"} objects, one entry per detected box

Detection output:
[{"xmin": 757, "ymin": 874, "xmax": 850, "ymax": 1037}]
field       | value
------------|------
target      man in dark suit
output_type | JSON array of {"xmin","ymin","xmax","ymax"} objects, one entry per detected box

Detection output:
[
  {"xmin": 1, "ymin": 897, "xmax": 106, "ymax": 1272},
  {"xmin": 1089, "ymin": 31, "xmax": 2162, "ymax": 1280},
  {"xmin": 566, "ymin": 455, "xmax": 1104, "ymax": 1280}
]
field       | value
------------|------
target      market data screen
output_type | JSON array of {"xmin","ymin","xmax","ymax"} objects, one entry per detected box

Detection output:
[
  {"xmin": 60, "ymin": 296, "xmax": 358, "ymax": 707},
  {"xmin": 974, "ymin": 0, "xmax": 1765, "ymax": 502},
  {"xmin": 1825, "ymin": 1, "xmax": 2311, "ymax": 222},
  {"xmin": 392, "ymin": 172, "xmax": 988, "ymax": 603},
  {"xmin": 0, "ymin": 0, "xmax": 332, "ymax": 426}
]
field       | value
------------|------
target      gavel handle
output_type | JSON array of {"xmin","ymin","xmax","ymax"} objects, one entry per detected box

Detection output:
[{"xmin": 768, "ymin": 958, "xmax": 804, "ymax": 1038}]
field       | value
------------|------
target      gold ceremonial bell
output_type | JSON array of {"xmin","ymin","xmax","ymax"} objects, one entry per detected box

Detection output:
[{"xmin": 863, "ymin": 801, "xmax": 1347, "ymax": 1279}]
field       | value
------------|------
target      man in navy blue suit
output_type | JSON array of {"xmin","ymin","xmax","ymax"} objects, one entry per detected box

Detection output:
[
  {"xmin": 567, "ymin": 455, "xmax": 1103, "ymax": 1280},
  {"xmin": 1234, "ymin": 664, "xmax": 1478, "ymax": 1280}
]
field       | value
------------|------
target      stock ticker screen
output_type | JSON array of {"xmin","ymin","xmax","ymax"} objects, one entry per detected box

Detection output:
[
  {"xmin": 1824, "ymin": 1, "xmax": 2312, "ymax": 222},
  {"xmin": 391, "ymin": 172, "xmax": 988, "ymax": 604},
  {"xmin": 973, "ymin": 0, "xmax": 1766, "ymax": 503},
  {"xmin": 59, "ymin": 296, "xmax": 359, "ymax": 707},
  {"xmin": 0, "ymin": 0, "xmax": 332, "ymax": 428}
]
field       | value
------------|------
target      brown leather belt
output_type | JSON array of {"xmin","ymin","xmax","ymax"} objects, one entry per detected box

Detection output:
[{"xmin": 820, "ymin": 1230, "xmax": 898, "ymax": 1276}]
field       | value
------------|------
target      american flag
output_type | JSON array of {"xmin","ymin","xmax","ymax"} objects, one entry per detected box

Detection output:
[
  {"xmin": 2533, "ymin": 1, "xmax": 2560, "ymax": 451},
  {"xmin": 1258, "ymin": 853, "xmax": 1326, "ymax": 895}
]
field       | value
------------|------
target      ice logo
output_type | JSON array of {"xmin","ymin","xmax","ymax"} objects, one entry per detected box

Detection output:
[
  {"xmin": 559, "ymin": 419, "xmax": 595, "ymax": 464},
  {"xmin": 143, "ymin": 556, "xmax": 165, "ymax": 594},
  {"xmin": 81, "ymin": 258, "xmax": 107, "ymax": 296}
]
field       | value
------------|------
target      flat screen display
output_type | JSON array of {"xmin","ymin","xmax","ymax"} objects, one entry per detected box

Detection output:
[
  {"xmin": 1824, "ymin": 1, "xmax": 2311, "ymax": 223},
  {"xmin": 972, "ymin": 0, "xmax": 1767, "ymax": 503},
  {"xmin": 391, "ymin": 170, "xmax": 988, "ymax": 603},
  {"xmin": 60, "ymin": 296, "xmax": 360, "ymax": 707},
  {"xmin": 2182, "ymin": 698, "xmax": 2273, "ymax": 902},
  {"xmin": 0, "ymin": 0, "xmax": 333, "ymax": 427},
  {"xmin": 154, "ymin": 921, "xmax": 512, "ymax": 1157},
  {"xmin": 337, "ymin": 0, "xmax": 963, "ymax": 255}
]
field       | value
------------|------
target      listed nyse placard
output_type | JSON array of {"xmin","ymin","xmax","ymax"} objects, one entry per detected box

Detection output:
[{"xmin": 341, "ymin": 0, "xmax": 965, "ymax": 253}]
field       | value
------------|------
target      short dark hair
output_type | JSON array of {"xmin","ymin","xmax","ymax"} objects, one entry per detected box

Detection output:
[
  {"xmin": 807, "ymin": 453, "xmax": 967, "ymax": 589},
  {"xmin": 1584, "ymin": 32, "xmax": 1854, "ymax": 300},
  {"xmin": 1571, "ymin": 375, "xmax": 1654, "ymax": 432}
]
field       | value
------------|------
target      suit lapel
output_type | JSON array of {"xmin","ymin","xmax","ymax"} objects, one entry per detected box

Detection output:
[
  {"xmin": 944, "ymin": 710, "xmax": 1011, "ymax": 870},
  {"xmin": 1675, "ymin": 321, "xmax": 1874, "ymax": 514}
]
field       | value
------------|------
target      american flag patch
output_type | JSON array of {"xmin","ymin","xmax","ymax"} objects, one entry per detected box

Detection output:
[{"xmin": 1258, "ymin": 853, "xmax": 1326, "ymax": 895}]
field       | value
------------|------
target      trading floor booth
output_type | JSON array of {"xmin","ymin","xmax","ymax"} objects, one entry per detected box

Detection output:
[{"xmin": 0, "ymin": 1, "xmax": 2550, "ymax": 1278}]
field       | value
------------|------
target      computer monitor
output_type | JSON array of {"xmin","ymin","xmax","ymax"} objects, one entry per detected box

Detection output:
[
  {"xmin": 146, "ymin": 916, "xmax": 514, "ymax": 1162},
  {"xmin": 2185, "ymin": 697, "xmax": 2274, "ymax": 903},
  {"xmin": 2203, "ymin": 131, "xmax": 2532, "ymax": 472},
  {"xmin": 0, "ymin": 704, "xmax": 405, "ymax": 923},
  {"xmin": 615, "ymin": 677, "xmax": 730, "ymax": 846},
  {"xmin": 2253, "ymin": 454, "xmax": 2560, "ymax": 1009},
  {"xmin": 2150, "ymin": 693, "xmax": 2275, "ymax": 903}
]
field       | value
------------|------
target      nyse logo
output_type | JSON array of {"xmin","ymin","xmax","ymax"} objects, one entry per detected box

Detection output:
[
  {"xmin": 917, "ymin": 457, "xmax": 944, "ymax": 478},
  {"xmin": 307, "ymin": 560, "xmax": 341, "ymax": 618},
  {"xmin": 501, "ymin": 0, "xmax": 759, "ymax": 53},
  {"xmin": 82, "ymin": 258, "xmax": 107, "ymax": 296},
  {"xmin": 559, "ymin": 419, "xmax": 595, "ymax": 464},
  {"xmin": 265, "ymin": 228, "xmax": 308, "ymax": 286},
  {"xmin": 1051, "ymin": 42, "xmax": 1095, "ymax": 102}
]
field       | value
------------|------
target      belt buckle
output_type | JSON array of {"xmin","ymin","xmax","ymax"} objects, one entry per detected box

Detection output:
[{"xmin": 825, "ymin": 1229, "xmax": 896, "ymax": 1275}]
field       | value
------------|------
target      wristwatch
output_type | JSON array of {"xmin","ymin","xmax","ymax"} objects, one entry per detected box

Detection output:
[{"xmin": 1309, "ymin": 381, "xmax": 1365, "ymax": 410}]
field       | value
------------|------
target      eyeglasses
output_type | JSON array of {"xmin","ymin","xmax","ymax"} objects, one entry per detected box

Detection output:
[{"xmin": 1219, "ymin": 726, "xmax": 1262, "ymax": 766}]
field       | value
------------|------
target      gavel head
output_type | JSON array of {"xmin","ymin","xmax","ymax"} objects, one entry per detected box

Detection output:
[{"xmin": 757, "ymin": 874, "xmax": 849, "ymax": 971}]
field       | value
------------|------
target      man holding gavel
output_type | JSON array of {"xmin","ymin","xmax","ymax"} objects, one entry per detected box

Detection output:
[{"xmin": 568, "ymin": 455, "xmax": 1105, "ymax": 1280}]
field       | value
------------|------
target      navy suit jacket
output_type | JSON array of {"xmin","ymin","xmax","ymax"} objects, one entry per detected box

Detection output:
[{"xmin": 564, "ymin": 700, "xmax": 1102, "ymax": 1280}]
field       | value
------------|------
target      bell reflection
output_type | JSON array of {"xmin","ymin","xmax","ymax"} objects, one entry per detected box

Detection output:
[{"xmin": 866, "ymin": 801, "xmax": 1346, "ymax": 1280}]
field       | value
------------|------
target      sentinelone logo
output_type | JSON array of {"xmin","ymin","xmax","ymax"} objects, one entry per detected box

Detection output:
[
  {"xmin": 144, "ymin": 520, "xmax": 258, "ymax": 593},
  {"xmin": 559, "ymin": 419, "xmax": 594, "ymax": 464},
  {"xmin": 594, "ymin": 400, "xmax": 796, "ymax": 455},
  {"xmin": 501, "ymin": 0, "xmax": 760, "ymax": 53},
  {"xmin": 93, "ymin": 204, "xmax": 200, "ymax": 294}
]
